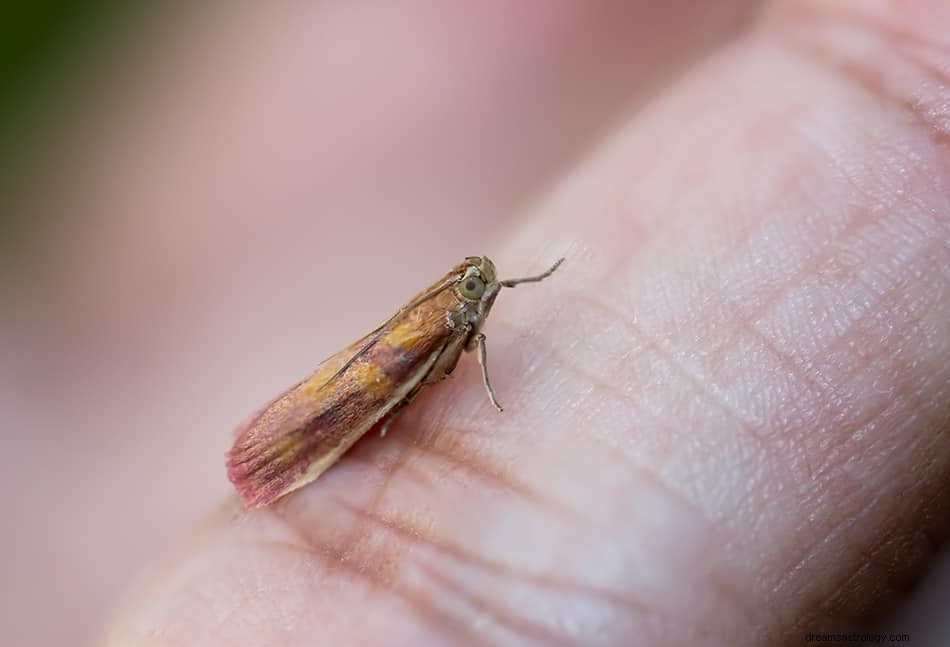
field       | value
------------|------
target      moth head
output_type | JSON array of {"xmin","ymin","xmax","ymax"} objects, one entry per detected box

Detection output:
[
  {"xmin": 458, "ymin": 256, "xmax": 501, "ymax": 310},
  {"xmin": 463, "ymin": 256, "xmax": 497, "ymax": 283}
]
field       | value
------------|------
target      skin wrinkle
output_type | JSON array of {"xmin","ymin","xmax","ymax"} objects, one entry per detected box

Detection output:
[
  {"xmin": 770, "ymin": 459, "xmax": 890, "ymax": 603},
  {"xmin": 272, "ymin": 492, "xmax": 675, "ymax": 646},
  {"xmin": 535, "ymin": 285, "xmax": 797, "ymax": 632},
  {"xmin": 495, "ymin": 331, "xmax": 765, "ymax": 634},
  {"xmin": 330, "ymin": 499, "xmax": 654, "ymax": 618},
  {"xmin": 740, "ymin": 205, "xmax": 892, "ymax": 341},
  {"xmin": 757, "ymin": 242, "xmax": 938, "ymax": 489},
  {"xmin": 505, "ymin": 295, "xmax": 764, "ymax": 498},
  {"xmin": 341, "ymin": 431, "xmax": 571, "ymax": 523},
  {"xmin": 568, "ymin": 296, "xmax": 775, "ymax": 521},
  {"xmin": 417, "ymin": 562, "xmax": 591, "ymax": 647},
  {"xmin": 405, "ymin": 426, "xmax": 580, "ymax": 519},
  {"xmin": 365, "ymin": 453, "xmax": 441, "ymax": 496},
  {"xmin": 849, "ymin": 493, "xmax": 933, "ymax": 595},
  {"xmin": 818, "ymin": 279, "xmax": 940, "ymax": 412},
  {"xmin": 548, "ymin": 342, "xmax": 684, "ymax": 456},
  {"xmin": 264, "ymin": 483, "xmax": 398, "ymax": 597},
  {"xmin": 765, "ymin": 357, "xmax": 950, "ymax": 624},
  {"xmin": 790, "ymin": 471, "xmax": 950, "ymax": 629},
  {"xmin": 585, "ymin": 181, "xmax": 904, "ymax": 477},
  {"xmin": 264, "ymin": 529, "xmax": 487, "ymax": 647},
  {"xmin": 358, "ymin": 419, "xmax": 419, "ymax": 522},
  {"xmin": 788, "ymin": 446, "xmax": 949, "ymax": 622},
  {"xmin": 523, "ymin": 324, "xmax": 780, "ymax": 593},
  {"xmin": 716, "ymin": 316, "xmax": 820, "ymax": 536},
  {"xmin": 614, "ymin": 306, "xmax": 767, "ymax": 442},
  {"xmin": 524, "ymin": 289, "xmax": 781, "ymax": 531},
  {"xmin": 564, "ymin": 363, "xmax": 710, "ymax": 522},
  {"xmin": 835, "ymin": 237, "xmax": 949, "ymax": 396},
  {"xmin": 562, "ymin": 287, "xmax": 765, "ymax": 444}
]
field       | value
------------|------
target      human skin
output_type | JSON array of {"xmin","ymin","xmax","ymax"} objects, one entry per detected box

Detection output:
[
  {"xmin": 8, "ymin": 3, "xmax": 770, "ymax": 645},
  {"xmin": 45, "ymin": 0, "xmax": 948, "ymax": 645}
]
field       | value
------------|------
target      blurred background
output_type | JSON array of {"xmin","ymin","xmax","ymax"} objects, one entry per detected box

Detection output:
[{"xmin": 0, "ymin": 2, "xmax": 945, "ymax": 646}]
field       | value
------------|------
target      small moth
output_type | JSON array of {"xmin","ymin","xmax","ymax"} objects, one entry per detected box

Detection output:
[{"xmin": 227, "ymin": 255, "xmax": 563, "ymax": 507}]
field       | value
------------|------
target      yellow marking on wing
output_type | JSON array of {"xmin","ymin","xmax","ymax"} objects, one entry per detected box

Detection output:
[
  {"xmin": 352, "ymin": 361, "xmax": 393, "ymax": 396},
  {"xmin": 273, "ymin": 435, "xmax": 305, "ymax": 464},
  {"xmin": 276, "ymin": 347, "xmax": 446, "ymax": 500},
  {"xmin": 388, "ymin": 316, "xmax": 434, "ymax": 349}
]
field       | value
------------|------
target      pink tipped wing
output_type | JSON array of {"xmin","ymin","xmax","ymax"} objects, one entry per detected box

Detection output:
[{"xmin": 226, "ymin": 301, "xmax": 456, "ymax": 507}]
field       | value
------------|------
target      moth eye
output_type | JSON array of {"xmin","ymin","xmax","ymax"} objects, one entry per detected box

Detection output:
[{"xmin": 459, "ymin": 276, "xmax": 485, "ymax": 300}]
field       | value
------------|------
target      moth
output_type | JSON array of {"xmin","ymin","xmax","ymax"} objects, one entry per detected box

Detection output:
[{"xmin": 227, "ymin": 255, "xmax": 563, "ymax": 507}]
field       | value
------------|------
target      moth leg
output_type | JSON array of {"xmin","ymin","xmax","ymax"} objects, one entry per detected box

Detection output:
[
  {"xmin": 499, "ymin": 257, "xmax": 564, "ymax": 288},
  {"xmin": 378, "ymin": 389, "xmax": 419, "ymax": 437},
  {"xmin": 380, "ymin": 334, "xmax": 471, "ymax": 436},
  {"xmin": 378, "ymin": 375, "xmax": 432, "ymax": 437},
  {"xmin": 474, "ymin": 332, "xmax": 503, "ymax": 412},
  {"xmin": 379, "ymin": 399, "xmax": 407, "ymax": 437}
]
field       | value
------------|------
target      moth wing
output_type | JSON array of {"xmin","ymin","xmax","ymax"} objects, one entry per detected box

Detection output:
[{"xmin": 226, "ymin": 318, "xmax": 449, "ymax": 507}]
